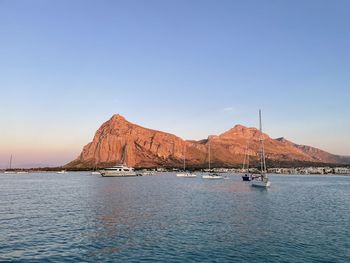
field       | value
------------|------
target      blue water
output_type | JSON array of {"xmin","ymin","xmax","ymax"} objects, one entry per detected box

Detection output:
[{"xmin": 0, "ymin": 173, "xmax": 349, "ymax": 262}]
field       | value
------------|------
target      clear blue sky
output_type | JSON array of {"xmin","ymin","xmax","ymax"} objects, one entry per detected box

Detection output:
[{"xmin": 1, "ymin": 0, "xmax": 349, "ymax": 167}]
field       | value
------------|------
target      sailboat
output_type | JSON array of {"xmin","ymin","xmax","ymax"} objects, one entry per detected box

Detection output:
[
  {"xmin": 176, "ymin": 144, "xmax": 196, "ymax": 178},
  {"xmin": 242, "ymin": 142, "xmax": 251, "ymax": 181},
  {"xmin": 251, "ymin": 110, "xmax": 271, "ymax": 188},
  {"xmin": 4, "ymin": 155, "xmax": 16, "ymax": 174},
  {"xmin": 202, "ymin": 140, "xmax": 223, "ymax": 179},
  {"xmin": 91, "ymin": 160, "xmax": 101, "ymax": 175}
]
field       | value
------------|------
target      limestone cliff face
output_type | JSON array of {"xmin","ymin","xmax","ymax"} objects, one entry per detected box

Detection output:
[
  {"xmin": 66, "ymin": 114, "xmax": 347, "ymax": 168},
  {"xmin": 275, "ymin": 137, "xmax": 341, "ymax": 163}
]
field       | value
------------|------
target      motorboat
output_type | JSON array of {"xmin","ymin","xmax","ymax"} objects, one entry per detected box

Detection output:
[{"xmin": 100, "ymin": 164, "xmax": 137, "ymax": 177}]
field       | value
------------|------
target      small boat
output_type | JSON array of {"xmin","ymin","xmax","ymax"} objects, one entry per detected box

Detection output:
[
  {"xmin": 251, "ymin": 175, "xmax": 271, "ymax": 187},
  {"xmin": 242, "ymin": 142, "xmax": 251, "ymax": 181},
  {"xmin": 141, "ymin": 171, "xmax": 155, "ymax": 176},
  {"xmin": 91, "ymin": 161, "xmax": 101, "ymax": 175},
  {"xmin": 56, "ymin": 170, "xmax": 67, "ymax": 174},
  {"xmin": 251, "ymin": 110, "xmax": 271, "ymax": 188},
  {"xmin": 100, "ymin": 164, "xmax": 137, "ymax": 177},
  {"xmin": 177, "ymin": 173, "xmax": 197, "ymax": 178},
  {"xmin": 4, "ymin": 155, "xmax": 16, "ymax": 173},
  {"xmin": 17, "ymin": 171, "xmax": 28, "ymax": 174},
  {"xmin": 242, "ymin": 174, "xmax": 251, "ymax": 181},
  {"xmin": 176, "ymin": 144, "xmax": 197, "ymax": 178},
  {"xmin": 202, "ymin": 140, "xmax": 223, "ymax": 180},
  {"xmin": 202, "ymin": 173, "xmax": 223, "ymax": 179}
]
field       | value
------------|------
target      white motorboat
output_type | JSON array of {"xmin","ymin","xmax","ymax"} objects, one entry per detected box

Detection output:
[
  {"xmin": 17, "ymin": 171, "xmax": 28, "ymax": 174},
  {"xmin": 91, "ymin": 171, "xmax": 101, "ymax": 175},
  {"xmin": 4, "ymin": 171, "xmax": 16, "ymax": 174},
  {"xmin": 251, "ymin": 110, "xmax": 271, "ymax": 188},
  {"xmin": 176, "ymin": 144, "xmax": 197, "ymax": 178},
  {"xmin": 100, "ymin": 164, "xmax": 137, "ymax": 177},
  {"xmin": 56, "ymin": 170, "xmax": 67, "ymax": 174}
]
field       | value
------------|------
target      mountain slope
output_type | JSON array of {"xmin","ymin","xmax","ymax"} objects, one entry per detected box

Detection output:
[{"xmin": 66, "ymin": 114, "xmax": 347, "ymax": 168}]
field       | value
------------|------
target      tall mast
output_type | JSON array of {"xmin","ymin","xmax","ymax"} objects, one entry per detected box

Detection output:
[
  {"xmin": 246, "ymin": 141, "xmax": 250, "ymax": 171},
  {"xmin": 121, "ymin": 145, "xmax": 126, "ymax": 165},
  {"xmin": 208, "ymin": 140, "xmax": 211, "ymax": 170},
  {"xmin": 9, "ymin": 154, "xmax": 12, "ymax": 170},
  {"xmin": 242, "ymin": 146, "xmax": 247, "ymax": 170},
  {"xmin": 183, "ymin": 144, "xmax": 186, "ymax": 171},
  {"xmin": 259, "ymin": 109, "xmax": 267, "ymax": 174},
  {"xmin": 243, "ymin": 141, "xmax": 251, "ymax": 171}
]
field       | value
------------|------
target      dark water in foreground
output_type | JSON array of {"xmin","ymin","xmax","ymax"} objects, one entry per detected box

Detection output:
[{"xmin": 0, "ymin": 173, "xmax": 349, "ymax": 262}]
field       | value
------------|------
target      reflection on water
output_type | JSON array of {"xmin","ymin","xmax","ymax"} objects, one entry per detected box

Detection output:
[{"xmin": 0, "ymin": 173, "xmax": 349, "ymax": 262}]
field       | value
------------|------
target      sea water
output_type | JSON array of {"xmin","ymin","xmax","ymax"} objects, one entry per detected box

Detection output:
[{"xmin": 0, "ymin": 173, "xmax": 349, "ymax": 262}]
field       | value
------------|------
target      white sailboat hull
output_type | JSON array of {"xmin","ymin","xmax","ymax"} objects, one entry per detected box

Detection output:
[
  {"xmin": 251, "ymin": 180, "xmax": 271, "ymax": 188},
  {"xmin": 202, "ymin": 174, "xmax": 224, "ymax": 180},
  {"xmin": 176, "ymin": 173, "xmax": 197, "ymax": 178}
]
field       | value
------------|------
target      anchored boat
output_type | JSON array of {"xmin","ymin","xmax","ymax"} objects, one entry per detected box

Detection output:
[
  {"xmin": 4, "ymin": 155, "xmax": 16, "ymax": 174},
  {"xmin": 177, "ymin": 144, "xmax": 197, "ymax": 178},
  {"xmin": 251, "ymin": 110, "xmax": 271, "ymax": 188},
  {"xmin": 202, "ymin": 140, "xmax": 223, "ymax": 180},
  {"xmin": 100, "ymin": 164, "xmax": 137, "ymax": 177},
  {"xmin": 242, "ymin": 142, "xmax": 251, "ymax": 181}
]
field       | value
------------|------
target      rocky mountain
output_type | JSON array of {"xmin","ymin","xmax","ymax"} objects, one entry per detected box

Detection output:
[{"xmin": 66, "ymin": 114, "xmax": 348, "ymax": 169}]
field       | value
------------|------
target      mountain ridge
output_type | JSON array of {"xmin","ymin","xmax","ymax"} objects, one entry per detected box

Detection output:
[{"xmin": 66, "ymin": 114, "xmax": 349, "ymax": 169}]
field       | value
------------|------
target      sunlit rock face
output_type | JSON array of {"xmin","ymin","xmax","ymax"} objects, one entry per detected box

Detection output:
[{"xmin": 66, "ymin": 114, "xmax": 346, "ymax": 169}]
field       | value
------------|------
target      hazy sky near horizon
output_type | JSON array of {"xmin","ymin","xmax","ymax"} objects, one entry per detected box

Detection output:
[{"xmin": 1, "ymin": 0, "xmax": 349, "ymax": 167}]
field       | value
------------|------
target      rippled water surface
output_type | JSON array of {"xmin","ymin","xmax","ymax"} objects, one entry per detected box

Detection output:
[{"xmin": 0, "ymin": 173, "xmax": 349, "ymax": 262}]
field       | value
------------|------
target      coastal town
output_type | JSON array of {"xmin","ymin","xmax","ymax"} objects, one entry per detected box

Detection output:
[
  {"xmin": 206, "ymin": 167, "xmax": 350, "ymax": 175},
  {"xmin": 149, "ymin": 166, "xmax": 350, "ymax": 176}
]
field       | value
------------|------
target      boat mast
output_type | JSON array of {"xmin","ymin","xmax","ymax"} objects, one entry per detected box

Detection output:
[
  {"xmin": 9, "ymin": 154, "xmax": 12, "ymax": 170},
  {"xmin": 208, "ymin": 140, "xmax": 211, "ymax": 170},
  {"xmin": 121, "ymin": 145, "xmax": 127, "ymax": 165},
  {"xmin": 242, "ymin": 141, "xmax": 251, "ymax": 172},
  {"xmin": 183, "ymin": 144, "xmax": 186, "ymax": 171},
  {"xmin": 242, "ymin": 147, "xmax": 247, "ymax": 170},
  {"xmin": 246, "ymin": 141, "xmax": 250, "ymax": 172},
  {"xmin": 259, "ymin": 110, "xmax": 267, "ymax": 174}
]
